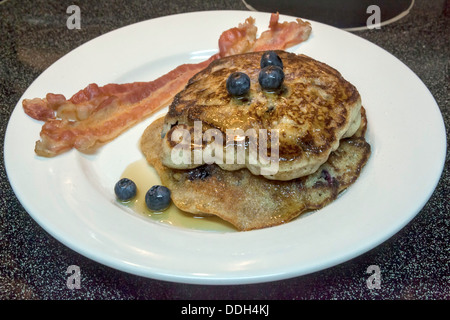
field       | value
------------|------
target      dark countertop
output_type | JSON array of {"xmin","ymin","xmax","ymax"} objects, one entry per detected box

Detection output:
[{"xmin": 0, "ymin": 0, "xmax": 448, "ymax": 300}]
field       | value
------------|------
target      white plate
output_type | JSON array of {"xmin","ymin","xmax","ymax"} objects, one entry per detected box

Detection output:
[{"xmin": 4, "ymin": 11, "xmax": 446, "ymax": 284}]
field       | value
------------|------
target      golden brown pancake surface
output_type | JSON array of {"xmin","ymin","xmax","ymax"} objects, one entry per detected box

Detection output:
[
  {"xmin": 141, "ymin": 113, "xmax": 370, "ymax": 231},
  {"xmin": 160, "ymin": 50, "xmax": 362, "ymax": 180}
]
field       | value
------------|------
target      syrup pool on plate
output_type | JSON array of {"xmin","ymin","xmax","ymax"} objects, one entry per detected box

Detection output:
[{"xmin": 118, "ymin": 158, "xmax": 237, "ymax": 232}]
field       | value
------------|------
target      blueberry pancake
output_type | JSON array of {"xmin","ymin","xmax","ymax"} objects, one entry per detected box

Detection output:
[
  {"xmin": 140, "ymin": 108, "xmax": 370, "ymax": 231},
  {"xmin": 160, "ymin": 50, "xmax": 362, "ymax": 180}
]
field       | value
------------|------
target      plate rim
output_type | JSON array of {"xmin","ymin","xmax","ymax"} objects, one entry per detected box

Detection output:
[{"xmin": 4, "ymin": 10, "xmax": 447, "ymax": 285}]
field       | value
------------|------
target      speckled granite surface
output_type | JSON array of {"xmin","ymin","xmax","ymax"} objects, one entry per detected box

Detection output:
[{"xmin": 0, "ymin": 0, "xmax": 448, "ymax": 300}]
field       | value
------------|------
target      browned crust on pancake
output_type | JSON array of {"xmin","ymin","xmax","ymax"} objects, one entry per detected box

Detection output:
[
  {"xmin": 160, "ymin": 50, "xmax": 362, "ymax": 180},
  {"xmin": 140, "ymin": 111, "xmax": 370, "ymax": 231}
]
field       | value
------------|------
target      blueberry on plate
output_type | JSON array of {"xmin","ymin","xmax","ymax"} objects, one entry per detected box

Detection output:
[
  {"xmin": 260, "ymin": 50, "xmax": 283, "ymax": 69},
  {"xmin": 145, "ymin": 185, "xmax": 171, "ymax": 211},
  {"xmin": 258, "ymin": 65, "xmax": 285, "ymax": 90},
  {"xmin": 226, "ymin": 72, "xmax": 251, "ymax": 96},
  {"xmin": 114, "ymin": 178, "xmax": 137, "ymax": 201}
]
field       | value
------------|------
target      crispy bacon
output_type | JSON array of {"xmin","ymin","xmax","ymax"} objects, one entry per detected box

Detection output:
[
  {"xmin": 217, "ymin": 13, "xmax": 311, "ymax": 56},
  {"xmin": 23, "ymin": 13, "xmax": 311, "ymax": 157},
  {"xmin": 252, "ymin": 12, "xmax": 312, "ymax": 52},
  {"xmin": 218, "ymin": 17, "xmax": 257, "ymax": 57},
  {"xmin": 30, "ymin": 56, "xmax": 218, "ymax": 157}
]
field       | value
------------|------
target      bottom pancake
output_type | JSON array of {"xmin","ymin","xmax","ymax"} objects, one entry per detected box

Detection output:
[{"xmin": 140, "ymin": 114, "xmax": 370, "ymax": 231}]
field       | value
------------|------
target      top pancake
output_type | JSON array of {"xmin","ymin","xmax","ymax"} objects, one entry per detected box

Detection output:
[{"xmin": 161, "ymin": 50, "xmax": 362, "ymax": 180}]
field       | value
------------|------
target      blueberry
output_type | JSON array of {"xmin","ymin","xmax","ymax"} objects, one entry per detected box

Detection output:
[
  {"xmin": 260, "ymin": 51, "xmax": 283, "ymax": 69},
  {"xmin": 226, "ymin": 72, "xmax": 251, "ymax": 96},
  {"xmin": 258, "ymin": 65, "xmax": 285, "ymax": 90},
  {"xmin": 145, "ymin": 185, "xmax": 171, "ymax": 211},
  {"xmin": 114, "ymin": 178, "xmax": 137, "ymax": 201}
]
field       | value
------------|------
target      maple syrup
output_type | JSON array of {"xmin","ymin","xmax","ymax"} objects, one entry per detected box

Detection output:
[{"xmin": 119, "ymin": 158, "xmax": 236, "ymax": 232}]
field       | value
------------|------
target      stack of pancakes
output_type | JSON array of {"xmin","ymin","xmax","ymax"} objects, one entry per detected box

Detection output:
[{"xmin": 140, "ymin": 51, "xmax": 370, "ymax": 231}]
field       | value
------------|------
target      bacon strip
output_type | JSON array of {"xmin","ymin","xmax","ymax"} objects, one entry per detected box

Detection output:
[
  {"xmin": 252, "ymin": 12, "xmax": 312, "ymax": 52},
  {"xmin": 217, "ymin": 13, "xmax": 312, "ymax": 57},
  {"xmin": 23, "ymin": 13, "xmax": 311, "ymax": 157},
  {"xmin": 217, "ymin": 17, "xmax": 257, "ymax": 57},
  {"xmin": 31, "ymin": 55, "xmax": 218, "ymax": 157}
]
